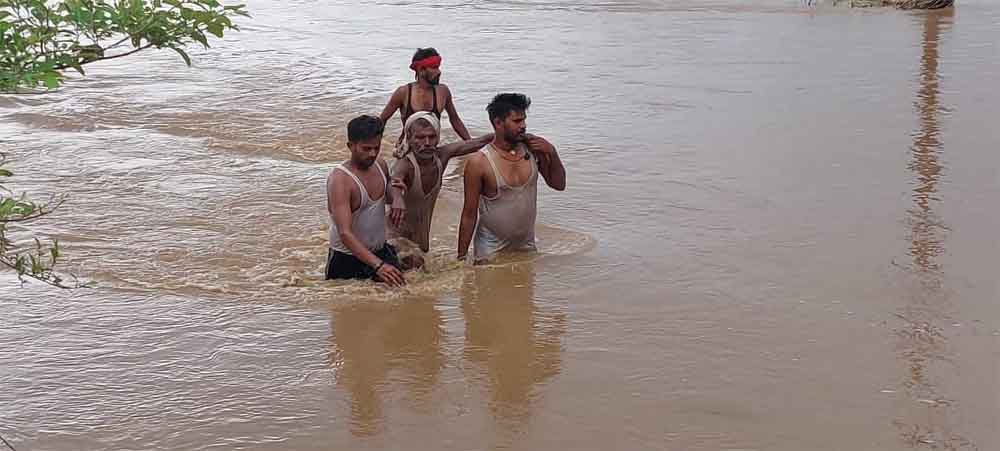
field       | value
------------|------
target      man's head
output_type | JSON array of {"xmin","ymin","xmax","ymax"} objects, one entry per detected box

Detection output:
[
  {"xmin": 410, "ymin": 47, "xmax": 441, "ymax": 86},
  {"xmin": 347, "ymin": 115, "xmax": 384, "ymax": 169},
  {"xmin": 487, "ymin": 93, "xmax": 531, "ymax": 143},
  {"xmin": 406, "ymin": 117, "xmax": 440, "ymax": 160}
]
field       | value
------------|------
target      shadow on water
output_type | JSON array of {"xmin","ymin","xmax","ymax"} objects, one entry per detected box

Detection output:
[
  {"xmin": 460, "ymin": 261, "xmax": 567, "ymax": 447},
  {"xmin": 326, "ymin": 296, "xmax": 447, "ymax": 437},
  {"xmin": 323, "ymin": 261, "xmax": 566, "ymax": 446},
  {"xmin": 890, "ymin": 8, "xmax": 978, "ymax": 451}
]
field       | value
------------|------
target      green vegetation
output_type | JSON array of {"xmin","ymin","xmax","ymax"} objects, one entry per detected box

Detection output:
[
  {"xmin": 0, "ymin": 154, "xmax": 78, "ymax": 287},
  {"xmin": 1, "ymin": 0, "xmax": 248, "ymax": 92},
  {"xmin": 0, "ymin": 1, "xmax": 247, "ymax": 286}
]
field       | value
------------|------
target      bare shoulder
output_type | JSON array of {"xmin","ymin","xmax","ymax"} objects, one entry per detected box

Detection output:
[
  {"xmin": 329, "ymin": 166, "xmax": 350, "ymax": 185},
  {"xmin": 464, "ymin": 150, "xmax": 487, "ymax": 171},
  {"xmin": 328, "ymin": 167, "xmax": 357, "ymax": 201},
  {"xmin": 328, "ymin": 166, "xmax": 345, "ymax": 182},
  {"xmin": 462, "ymin": 152, "xmax": 489, "ymax": 198},
  {"xmin": 390, "ymin": 84, "xmax": 408, "ymax": 100},
  {"xmin": 391, "ymin": 154, "xmax": 413, "ymax": 173}
]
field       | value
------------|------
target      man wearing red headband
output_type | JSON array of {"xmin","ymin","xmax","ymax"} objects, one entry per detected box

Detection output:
[{"xmin": 379, "ymin": 48, "xmax": 472, "ymax": 155}]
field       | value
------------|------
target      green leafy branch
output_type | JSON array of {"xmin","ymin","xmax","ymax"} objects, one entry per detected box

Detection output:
[
  {"xmin": 0, "ymin": 0, "xmax": 249, "ymax": 92},
  {"xmin": 0, "ymin": 153, "xmax": 85, "ymax": 288}
]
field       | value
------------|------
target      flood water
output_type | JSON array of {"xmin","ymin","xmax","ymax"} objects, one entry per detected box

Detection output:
[{"xmin": 2, "ymin": 0, "xmax": 999, "ymax": 449}]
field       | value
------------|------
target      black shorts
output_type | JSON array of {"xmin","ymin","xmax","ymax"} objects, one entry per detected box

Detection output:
[{"xmin": 325, "ymin": 244, "xmax": 401, "ymax": 281}]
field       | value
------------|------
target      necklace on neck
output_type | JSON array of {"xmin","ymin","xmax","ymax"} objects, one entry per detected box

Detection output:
[{"xmin": 493, "ymin": 143, "xmax": 523, "ymax": 162}]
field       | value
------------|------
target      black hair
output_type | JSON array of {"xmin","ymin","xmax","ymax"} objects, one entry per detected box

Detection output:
[
  {"xmin": 411, "ymin": 47, "xmax": 440, "ymax": 62},
  {"xmin": 486, "ymin": 93, "xmax": 531, "ymax": 124},
  {"xmin": 347, "ymin": 115, "xmax": 384, "ymax": 142}
]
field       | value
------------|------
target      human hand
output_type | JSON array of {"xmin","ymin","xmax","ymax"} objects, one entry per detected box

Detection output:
[
  {"xmin": 390, "ymin": 202, "xmax": 406, "ymax": 229},
  {"xmin": 524, "ymin": 134, "xmax": 555, "ymax": 156},
  {"xmin": 391, "ymin": 178, "xmax": 407, "ymax": 194},
  {"xmin": 376, "ymin": 262, "xmax": 406, "ymax": 287}
]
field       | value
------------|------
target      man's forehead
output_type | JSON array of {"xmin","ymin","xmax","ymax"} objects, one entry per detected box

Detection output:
[
  {"xmin": 351, "ymin": 136, "xmax": 382, "ymax": 146},
  {"xmin": 410, "ymin": 121, "xmax": 438, "ymax": 133},
  {"xmin": 508, "ymin": 110, "xmax": 527, "ymax": 120},
  {"xmin": 411, "ymin": 126, "xmax": 438, "ymax": 136}
]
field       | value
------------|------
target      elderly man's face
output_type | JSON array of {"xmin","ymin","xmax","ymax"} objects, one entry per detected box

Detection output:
[{"xmin": 407, "ymin": 121, "xmax": 439, "ymax": 160}]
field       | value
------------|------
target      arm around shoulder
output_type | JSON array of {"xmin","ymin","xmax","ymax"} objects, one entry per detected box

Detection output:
[{"xmin": 439, "ymin": 132, "xmax": 494, "ymax": 162}]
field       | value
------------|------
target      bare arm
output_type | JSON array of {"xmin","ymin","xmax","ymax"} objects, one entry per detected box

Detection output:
[
  {"xmin": 379, "ymin": 159, "xmax": 401, "ymax": 204},
  {"xmin": 525, "ymin": 134, "xmax": 566, "ymax": 191},
  {"xmin": 329, "ymin": 172, "xmax": 383, "ymax": 268},
  {"xmin": 443, "ymin": 86, "xmax": 472, "ymax": 140},
  {"xmin": 388, "ymin": 157, "xmax": 413, "ymax": 229},
  {"xmin": 379, "ymin": 87, "xmax": 404, "ymax": 126},
  {"xmin": 438, "ymin": 132, "xmax": 494, "ymax": 163},
  {"xmin": 457, "ymin": 154, "xmax": 484, "ymax": 261}
]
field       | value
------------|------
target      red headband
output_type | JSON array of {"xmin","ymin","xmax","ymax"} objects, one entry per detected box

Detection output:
[{"xmin": 410, "ymin": 55, "xmax": 442, "ymax": 71}]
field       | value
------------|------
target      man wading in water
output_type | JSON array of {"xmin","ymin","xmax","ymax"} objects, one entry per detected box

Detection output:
[
  {"xmin": 379, "ymin": 48, "xmax": 472, "ymax": 157},
  {"xmin": 326, "ymin": 115, "xmax": 407, "ymax": 286},
  {"xmin": 457, "ymin": 93, "xmax": 567, "ymax": 263},
  {"xmin": 387, "ymin": 111, "xmax": 494, "ymax": 262}
]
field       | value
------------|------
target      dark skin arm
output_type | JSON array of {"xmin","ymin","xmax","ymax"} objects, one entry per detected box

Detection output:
[
  {"xmin": 438, "ymin": 133, "xmax": 494, "ymax": 162},
  {"xmin": 381, "ymin": 159, "xmax": 405, "ymax": 206},
  {"xmin": 524, "ymin": 134, "xmax": 566, "ymax": 191},
  {"xmin": 388, "ymin": 157, "xmax": 412, "ymax": 229},
  {"xmin": 443, "ymin": 86, "xmax": 472, "ymax": 140},
  {"xmin": 329, "ymin": 163, "xmax": 405, "ymax": 286},
  {"xmin": 457, "ymin": 153, "xmax": 485, "ymax": 261},
  {"xmin": 378, "ymin": 86, "xmax": 406, "ymax": 127}
]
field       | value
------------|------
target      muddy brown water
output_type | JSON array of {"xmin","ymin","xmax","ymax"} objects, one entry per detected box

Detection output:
[{"xmin": 2, "ymin": 1, "xmax": 999, "ymax": 449}]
